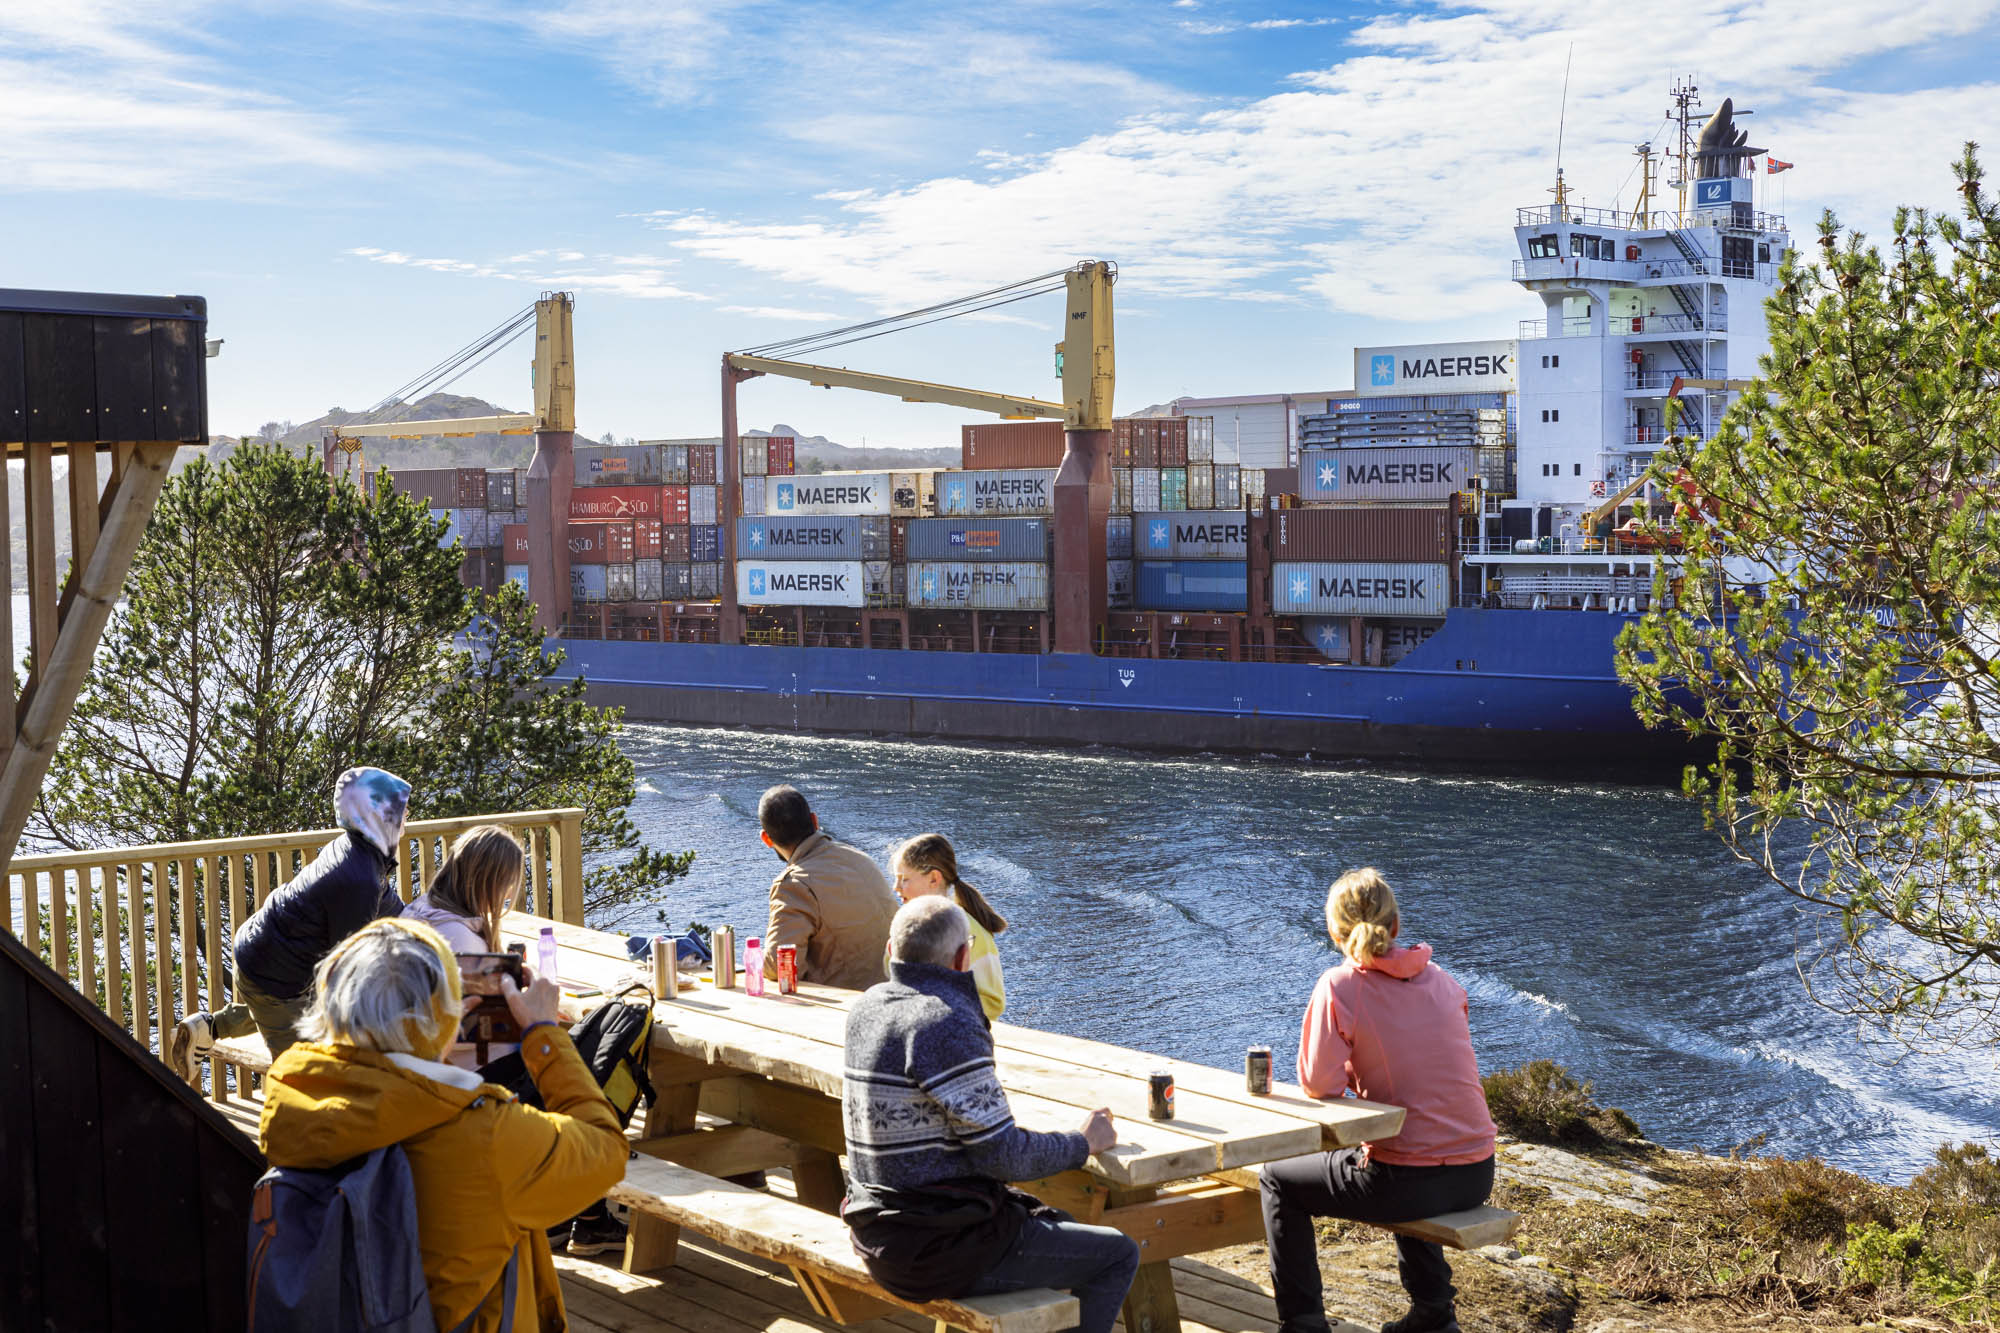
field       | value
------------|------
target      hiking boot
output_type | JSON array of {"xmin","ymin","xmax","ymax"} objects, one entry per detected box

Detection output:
[
  {"xmin": 168, "ymin": 1012, "xmax": 214, "ymax": 1084},
  {"xmin": 567, "ymin": 1212, "xmax": 628, "ymax": 1259},
  {"xmin": 1381, "ymin": 1306, "xmax": 1458, "ymax": 1333}
]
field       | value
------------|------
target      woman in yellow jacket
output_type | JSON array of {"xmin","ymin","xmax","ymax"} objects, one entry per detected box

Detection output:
[{"xmin": 258, "ymin": 917, "xmax": 627, "ymax": 1332}]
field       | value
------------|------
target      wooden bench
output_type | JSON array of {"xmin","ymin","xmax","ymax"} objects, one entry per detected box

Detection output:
[
  {"xmin": 1209, "ymin": 1169, "xmax": 1520, "ymax": 1250},
  {"xmin": 206, "ymin": 1033, "xmax": 274, "ymax": 1084},
  {"xmin": 608, "ymin": 1156, "xmax": 1080, "ymax": 1333}
]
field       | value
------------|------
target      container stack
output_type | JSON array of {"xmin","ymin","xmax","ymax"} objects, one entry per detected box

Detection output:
[
  {"xmin": 735, "ymin": 434, "xmax": 798, "ymax": 518},
  {"xmin": 904, "ymin": 517, "xmax": 1052, "ymax": 612},
  {"xmin": 1299, "ymin": 401, "xmax": 1511, "ymax": 494},
  {"xmin": 568, "ymin": 440, "xmax": 727, "ymax": 609},
  {"xmin": 1131, "ymin": 510, "xmax": 1249, "ymax": 613},
  {"xmin": 374, "ymin": 465, "xmax": 528, "ymax": 598}
]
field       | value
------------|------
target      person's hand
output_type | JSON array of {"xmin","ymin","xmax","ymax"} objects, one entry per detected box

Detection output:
[
  {"xmin": 1080, "ymin": 1107, "xmax": 1117, "ymax": 1156},
  {"xmin": 502, "ymin": 964, "xmax": 561, "ymax": 1029}
]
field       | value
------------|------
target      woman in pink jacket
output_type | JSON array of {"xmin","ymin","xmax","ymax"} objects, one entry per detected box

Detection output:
[{"xmin": 1259, "ymin": 869, "xmax": 1496, "ymax": 1333}]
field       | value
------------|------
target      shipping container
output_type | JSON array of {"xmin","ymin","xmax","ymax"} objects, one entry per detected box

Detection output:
[
  {"xmin": 887, "ymin": 472, "xmax": 927, "ymax": 517},
  {"xmin": 768, "ymin": 472, "xmax": 893, "ymax": 517},
  {"xmin": 935, "ymin": 468, "xmax": 1055, "ymax": 517},
  {"xmin": 1135, "ymin": 560, "xmax": 1248, "ymax": 613},
  {"xmin": 450, "ymin": 507, "xmax": 488, "ymax": 547},
  {"xmin": 635, "ymin": 558, "xmax": 664, "ymax": 602},
  {"xmin": 860, "ymin": 516, "xmax": 891, "ymax": 561},
  {"xmin": 1380, "ymin": 619, "xmax": 1443, "ymax": 665},
  {"xmin": 1132, "ymin": 421, "xmax": 1160, "ymax": 469},
  {"xmin": 504, "ymin": 564, "xmax": 530, "ymax": 597},
  {"xmin": 691, "ymin": 562, "xmax": 722, "ymax": 599},
  {"xmin": 567, "ymin": 521, "xmax": 609, "ymax": 564},
  {"xmin": 635, "ymin": 517, "xmax": 663, "ymax": 561},
  {"xmin": 690, "ymin": 484, "xmax": 718, "ymax": 526},
  {"xmin": 1215, "ymin": 464, "xmax": 1242, "ymax": 509},
  {"xmin": 962, "ymin": 420, "xmax": 1066, "ymax": 470},
  {"xmin": 571, "ymin": 564, "xmax": 607, "ymax": 603},
  {"xmin": 1107, "ymin": 559, "xmax": 1134, "ymax": 607},
  {"xmin": 568, "ymin": 485, "xmax": 665, "ymax": 522},
  {"xmin": 1188, "ymin": 463, "xmax": 1213, "ymax": 510},
  {"xmin": 741, "ymin": 475, "xmax": 766, "ymax": 516},
  {"xmin": 485, "ymin": 469, "xmax": 516, "ymax": 511},
  {"xmin": 691, "ymin": 524, "xmax": 721, "ymax": 563},
  {"xmin": 905, "ymin": 517, "xmax": 1051, "ymax": 563},
  {"xmin": 659, "ymin": 443, "xmax": 690, "ymax": 485},
  {"xmin": 1187, "ymin": 416, "xmax": 1215, "ymax": 464},
  {"xmin": 459, "ymin": 550, "xmax": 487, "ymax": 590},
  {"xmin": 1134, "ymin": 511, "xmax": 1249, "ymax": 560},
  {"xmin": 890, "ymin": 518, "xmax": 908, "ymax": 563},
  {"xmin": 1272, "ymin": 561, "xmax": 1452, "ymax": 616},
  {"xmin": 483, "ymin": 510, "xmax": 512, "ymax": 548},
  {"xmin": 1111, "ymin": 468, "xmax": 1133, "ymax": 516},
  {"xmin": 605, "ymin": 562, "xmax": 637, "ymax": 603},
  {"xmin": 575, "ymin": 444, "xmax": 663, "ymax": 487},
  {"xmin": 660, "ymin": 484, "xmax": 691, "ymax": 525},
  {"xmin": 1271, "ymin": 506, "xmax": 1453, "ymax": 563},
  {"xmin": 1160, "ymin": 467, "xmax": 1188, "ymax": 511},
  {"xmin": 863, "ymin": 560, "xmax": 895, "ymax": 605},
  {"xmin": 689, "ymin": 441, "xmax": 719, "ymax": 485},
  {"xmin": 737, "ymin": 515, "xmax": 865, "ymax": 559},
  {"xmin": 1241, "ymin": 469, "xmax": 1266, "ymax": 505},
  {"xmin": 906, "ymin": 561, "xmax": 1050, "ymax": 611},
  {"xmin": 1157, "ymin": 418, "xmax": 1189, "ymax": 469},
  {"xmin": 503, "ymin": 523, "xmax": 529, "ymax": 562},
  {"xmin": 662, "ymin": 562, "xmax": 693, "ymax": 599},
  {"xmin": 737, "ymin": 559, "xmax": 866, "ymax": 607},
  {"xmin": 766, "ymin": 435, "xmax": 796, "ymax": 475},
  {"xmin": 659, "ymin": 524, "xmax": 691, "ymax": 562},
  {"xmin": 1106, "ymin": 515, "xmax": 1133, "ymax": 560},
  {"xmin": 454, "ymin": 468, "xmax": 487, "ymax": 508},
  {"xmin": 389, "ymin": 467, "xmax": 459, "ymax": 508},
  {"xmin": 741, "ymin": 437, "xmax": 769, "ymax": 477},
  {"xmin": 1112, "ymin": 419, "xmax": 1137, "ymax": 469},
  {"xmin": 1298, "ymin": 446, "xmax": 1476, "ymax": 503},
  {"xmin": 604, "ymin": 520, "xmax": 635, "ymax": 564},
  {"xmin": 1131, "ymin": 468, "xmax": 1161, "ymax": 511}
]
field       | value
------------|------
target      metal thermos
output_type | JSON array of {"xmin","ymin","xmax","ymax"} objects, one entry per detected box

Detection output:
[
  {"xmin": 651, "ymin": 935, "xmax": 678, "ymax": 999},
  {"xmin": 714, "ymin": 926, "xmax": 737, "ymax": 989}
]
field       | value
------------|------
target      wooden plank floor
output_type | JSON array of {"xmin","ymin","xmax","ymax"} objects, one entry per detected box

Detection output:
[{"xmin": 211, "ymin": 1086, "xmax": 1305, "ymax": 1333}]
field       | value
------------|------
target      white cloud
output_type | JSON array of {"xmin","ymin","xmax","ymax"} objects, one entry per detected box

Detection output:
[
  {"xmin": 644, "ymin": 0, "xmax": 2000, "ymax": 323},
  {"xmin": 719, "ymin": 305, "xmax": 844, "ymax": 322},
  {"xmin": 346, "ymin": 245, "xmax": 712, "ymax": 301}
]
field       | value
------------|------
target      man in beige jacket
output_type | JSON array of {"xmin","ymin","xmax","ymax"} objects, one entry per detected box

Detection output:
[{"xmin": 759, "ymin": 785, "xmax": 900, "ymax": 990}]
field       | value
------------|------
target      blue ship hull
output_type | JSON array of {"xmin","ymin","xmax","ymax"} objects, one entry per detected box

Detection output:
[{"xmin": 562, "ymin": 608, "xmax": 1693, "ymax": 768}]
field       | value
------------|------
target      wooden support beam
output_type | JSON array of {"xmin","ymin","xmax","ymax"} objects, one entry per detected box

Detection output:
[
  {"xmin": 628, "ymin": 1124, "xmax": 796, "ymax": 1178},
  {"xmin": 0, "ymin": 442, "xmax": 174, "ymax": 864},
  {"xmin": 65, "ymin": 442, "xmax": 99, "ymax": 607},
  {"xmin": 22, "ymin": 440, "xmax": 56, "ymax": 679},
  {"xmin": 623, "ymin": 1083, "xmax": 702, "ymax": 1274}
]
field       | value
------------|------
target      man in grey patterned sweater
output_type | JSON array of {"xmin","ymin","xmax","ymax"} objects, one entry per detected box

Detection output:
[{"xmin": 841, "ymin": 896, "xmax": 1139, "ymax": 1333}]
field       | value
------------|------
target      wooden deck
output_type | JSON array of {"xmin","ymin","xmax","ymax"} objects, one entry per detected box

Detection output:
[{"xmin": 212, "ymin": 1091, "xmax": 1310, "ymax": 1333}]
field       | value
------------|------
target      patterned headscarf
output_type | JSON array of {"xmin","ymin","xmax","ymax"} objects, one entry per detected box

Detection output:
[{"xmin": 334, "ymin": 767, "xmax": 412, "ymax": 859}]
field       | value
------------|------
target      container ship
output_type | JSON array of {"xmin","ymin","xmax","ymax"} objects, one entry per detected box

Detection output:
[{"xmin": 366, "ymin": 88, "xmax": 1789, "ymax": 766}]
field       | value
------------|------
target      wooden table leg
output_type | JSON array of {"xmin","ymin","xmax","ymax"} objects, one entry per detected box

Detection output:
[
  {"xmin": 1108, "ymin": 1186, "xmax": 1182, "ymax": 1333},
  {"xmin": 624, "ymin": 1083, "xmax": 701, "ymax": 1274},
  {"xmin": 789, "ymin": 1143, "xmax": 846, "ymax": 1214}
]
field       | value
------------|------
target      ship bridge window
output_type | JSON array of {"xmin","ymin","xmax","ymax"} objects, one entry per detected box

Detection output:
[
  {"xmin": 1570, "ymin": 234, "xmax": 1614, "ymax": 261},
  {"xmin": 1528, "ymin": 234, "xmax": 1560, "ymax": 258}
]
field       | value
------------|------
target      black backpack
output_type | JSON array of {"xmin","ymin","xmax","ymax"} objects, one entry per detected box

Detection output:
[{"xmin": 567, "ymin": 983, "xmax": 657, "ymax": 1128}]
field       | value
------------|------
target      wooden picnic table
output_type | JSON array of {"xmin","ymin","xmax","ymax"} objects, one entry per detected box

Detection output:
[{"xmin": 501, "ymin": 912, "xmax": 1406, "ymax": 1333}]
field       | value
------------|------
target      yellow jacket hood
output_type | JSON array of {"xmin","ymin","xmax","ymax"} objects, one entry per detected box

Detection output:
[{"xmin": 259, "ymin": 1042, "xmax": 499, "ymax": 1169}]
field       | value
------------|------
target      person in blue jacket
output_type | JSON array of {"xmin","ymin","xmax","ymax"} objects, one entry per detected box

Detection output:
[{"xmin": 168, "ymin": 767, "xmax": 412, "ymax": 1080}]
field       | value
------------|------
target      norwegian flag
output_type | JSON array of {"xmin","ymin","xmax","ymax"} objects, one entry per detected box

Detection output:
[{"xmin": 1767, "ymin": 157, "xmax": 1795, "ymax": 174}]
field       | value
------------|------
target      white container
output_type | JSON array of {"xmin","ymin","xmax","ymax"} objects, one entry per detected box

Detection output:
[
  {"xmin": 906, "ymin": 561, "xmax": 1050, "ymax": 611},
  {"xmin": 1107, "ymin": 559, "xmax": 1134, "ymax": 607},
  {"xmin": 1131, "ymin": 468, "xmax": 1161, "ymax": 512},
  {"xmin": 1272, "ymin": 561, "xmax": 1452, "ymax": 617},
  {"xmin": 504, "ymin": 564, "xmax": 530, "ymax": 597},
  {"xmin": 570, "ymin": 564, "xmax": 607, "ymax": 604},
  {"xmin": 741, "ymin": 436, "xmax": 769, "ymax": 476},
  {"xmin": 1187, "ymin": 415, "xmax": 1215, "ymax": 464},
  {"xmin": 1188, "ymin": 464, "xmax": 1214, "ymax": 510},
  {"xmin": 1111, "ymin": 469, "xmax": 1133, "ymax": 515},
  {"xmin": 740, "ymin": 476, "xmax": 766, "ymax": 516},
  {"xmin": 1134, "ymin": 511, "xmax": 1248, "ymax": 560},
  {"xmin": 889, "ymin": 472, "xmax": 925, "ymax": 517},
  {"xmin": 863, "ymin": 560, "xmax": 896, "ymax": 604},
  {"xmin": 768, "ymin": 472, "xmax": 893, "ymax": 516},
  {"xmin": 690, "ymin": 484, "xmax": 718, "ymax": 526},
  {"xmin": 634, "ymin": 557, "xmax": 665, "ymax": 602},
  {"xmin": 736, "ymin": 559, "xmax": 867, "ymax": 607},
  {"xmin": 1299, "ymin": 447, "xmax": 1475, "ymax": 503},
  {"xmin": 429, "ymin": 507, "xmax": 455, "ymax": 549},
  {"xmin": 605, "ymin": 562, "xmax": 637, "ymax": 602},
  {"xmin": 935, "ymin": 468, "xmax": 1055, "ymax": 516}
]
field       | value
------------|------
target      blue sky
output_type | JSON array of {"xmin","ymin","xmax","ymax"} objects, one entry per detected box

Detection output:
[{"xmin": 5, "ymin": 0, "xmax": 1998, "ymax": 447}]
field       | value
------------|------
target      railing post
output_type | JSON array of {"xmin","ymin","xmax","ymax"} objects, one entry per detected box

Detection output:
[{"xmin": 555, "ymin": 809, "xmax": 585, "ymax": 925}]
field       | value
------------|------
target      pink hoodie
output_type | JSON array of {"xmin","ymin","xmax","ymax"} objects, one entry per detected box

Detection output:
[{"xmin": 1296, "ymin": 942, "xmax": 1496, "ymax": 1167}]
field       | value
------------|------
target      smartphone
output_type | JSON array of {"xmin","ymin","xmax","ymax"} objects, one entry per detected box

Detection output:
[{"xmin": 457, "ymin": 952, "xmax": 526, "ymax": 1058}]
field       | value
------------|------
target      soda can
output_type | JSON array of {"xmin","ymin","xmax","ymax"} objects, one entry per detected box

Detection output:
[
  {"xmin": 776, "ymin": 944, "xmax": 799, "ymax": 995},
  {"xmin": 714, "ymin": 926, "xmax": 737, "ymax": 989},
  {"xmin": 651, "ymin": 935, "xmax": 679, "ymax": 1000},
  {"xmin": 1147, "ymin": 1070, "xmax": 1175, "ymax": 1120},
  {"xmin": 1245, "ymin": 1046, "xmax": 1273, "ymax": 1095}
]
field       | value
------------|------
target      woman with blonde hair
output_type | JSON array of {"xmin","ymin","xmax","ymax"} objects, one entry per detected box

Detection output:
[
  {"xmin": 890, "ymin": 833, "xmax": 1007, "ymax": 1019},
  {"xmin": 1257, "ymin": 868, "xmax": 1496, "ymax": 1333}
]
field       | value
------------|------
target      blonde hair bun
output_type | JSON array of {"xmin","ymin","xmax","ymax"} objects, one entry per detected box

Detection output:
[{"xmin": 1326, "ymin": 867, "xmax": 1400, "ymax": 964}]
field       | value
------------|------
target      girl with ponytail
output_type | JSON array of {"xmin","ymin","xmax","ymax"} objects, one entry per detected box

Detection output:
[
  {"xmin": 1258, "ymin": 868, "xmax": 1496, "ymax": 1333},
  {"xmin": 891, "ymin": 834, "xmax": 1008, "ymax": 1019}
]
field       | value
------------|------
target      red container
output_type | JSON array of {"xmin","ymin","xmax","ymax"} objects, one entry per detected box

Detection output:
[
  {"xmin": 1112, "ymin": 420, "xmax": 1137, "ymax": 468},
  {"xmin": 386, "ymin": 467, "xmax": 458, "ymax": 508},
  {"xmin": 659, "ymin": 524, "xmax": 691, "ymax": 562},
  {"xmin": 567, "ymin": 522, "xmax": 609, "ymax": 564},
  {"xmin": 689, "ymin": 443, "xmax": 718, "ymax": 485},
  {"xmin": 634, "ymin": 517, "xmax": 663, "ymax": 560},
  {"xmin": 604, "ymin": 520, "xmax": 636, "ymax": 564},
  {"xmin": 1157, "ymin": 418, "xmax": 1189, "ymax": 469},
  {"xmin": 1132, "ymin": 421, "xmax": 1160, "ymax": 469},
  {"xmin": 455, "ymin": 467, "xmax": 488, "ymax": 508},
  {"xmin": 503, "ymin": 523, "xmax": 529, "ymax": 561},
  {"xmin": 766, "ymin": 436, "xmax": 796, "ymax": 475},
  {"xmin": 889, "ymin": 518, "xmax": 908, "ymax": 563},
  {"xmin": 568, "ymin": 485, "xmax": 663, "ymax": 521},
  {"xmin": 1270, "ymin": 504, "xmax": 1455, "ymax": 563},
  {"xmin": 661, "ymin": 484, "xmax": 692, "ymax": 525},
  {"xmin": 962, "ymin": 420, "xmax": 1066, "ymax": 470}
]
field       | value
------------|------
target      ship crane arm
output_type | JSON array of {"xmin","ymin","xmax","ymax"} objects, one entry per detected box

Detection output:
[{"xmin": 723, "ymin": 354, "xmax": 1063, "ymax": 420}]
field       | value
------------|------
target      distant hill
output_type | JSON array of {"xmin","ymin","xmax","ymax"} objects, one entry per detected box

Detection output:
[{"xmin": 750, "ymin": 425, "xmax": 957, "ymax": 473}]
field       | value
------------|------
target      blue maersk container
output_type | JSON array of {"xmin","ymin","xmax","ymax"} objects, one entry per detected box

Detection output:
[
  {"xmin": 1134, "ymin": 560, "xmax": 1248, "ymax": 612},
  {"xmin": 736, "ymin": 515, "xmax": 862, "ymax": 560}
]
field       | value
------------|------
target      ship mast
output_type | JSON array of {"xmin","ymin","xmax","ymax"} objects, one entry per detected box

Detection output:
[
  {"xmin": 1549, "ymin": 45, "xmax": 1574, "ymax": 217},
  {"xmin": 1629, "ymin": 142, "xmax": 1656, "ymax": 228},
  {"xmin": 1667, "ymin": 76, "xmax": 1702, "ymax": 220}
]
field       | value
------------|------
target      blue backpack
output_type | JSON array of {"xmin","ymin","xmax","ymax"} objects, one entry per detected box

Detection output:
[{"xmin": 247, "ymin": 1144, "xmax": 518, "ymax": 1332}]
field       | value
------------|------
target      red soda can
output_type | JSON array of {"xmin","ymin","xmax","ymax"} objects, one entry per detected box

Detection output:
[{"xmin": 776, "ymin": 944, "xmax": 798, "ymax": 995}]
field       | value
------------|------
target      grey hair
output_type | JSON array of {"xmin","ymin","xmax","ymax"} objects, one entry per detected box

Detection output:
[
  {"xmin": 298, "ymin": 921, "xmax": 461, "ymax": 1054},
  {"xmin": 889, "ymin": 895, "xmax": 970, "ymax": 967}
]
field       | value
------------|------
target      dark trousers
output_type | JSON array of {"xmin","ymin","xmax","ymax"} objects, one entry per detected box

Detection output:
[
  {"xmin": 967, "ymin": 1216, "xmax": 1140, "ymax": 1333},
  {"xmin": 1259, "ymin": 1149, "xmax": 1494, "ymax": 1330}
]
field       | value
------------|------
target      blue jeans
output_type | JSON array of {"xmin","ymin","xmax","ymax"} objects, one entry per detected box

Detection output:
[{"xmin": 967, "ymin": 1216, "xmax": 1140, "ymax": 1333}]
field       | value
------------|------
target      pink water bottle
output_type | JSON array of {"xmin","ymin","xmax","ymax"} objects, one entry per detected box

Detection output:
[{"xmin": 744, "ymin": 937, "xmax": 765, "ymax": 997}]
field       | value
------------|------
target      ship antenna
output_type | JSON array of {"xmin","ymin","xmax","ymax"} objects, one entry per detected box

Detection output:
[{"xmin": 1549, "ymin": 44, "xmax": 1574, "ymax": 216}]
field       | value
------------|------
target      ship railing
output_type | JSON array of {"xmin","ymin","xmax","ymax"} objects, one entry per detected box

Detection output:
[
  {"xmin": 1517, "ymin": 317, "xmax": 1595, "ymax": 339},
  {"xmin": 1515, "ymin": 203, "xmax": 1788, "ymax": 234},
  {"xmin": 1621, "ymin": 312, "xmax": 1724, "ymax": 334},
  {"xmin": 3, "ymin": 808, "xmax": 588, "ymax": 1098},
  {"xmin": 1626, "ymin": 371, "xmax": 1681, "ymax": 390},
  {"xmin": 1464, "ymin": 535, "xmax": 1660, "ymax": 557}
]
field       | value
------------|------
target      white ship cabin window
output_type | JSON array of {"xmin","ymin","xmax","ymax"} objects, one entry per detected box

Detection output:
[{"xmin": 1528, "ymin": 234, "xmax": 1560, "ymax": 258}]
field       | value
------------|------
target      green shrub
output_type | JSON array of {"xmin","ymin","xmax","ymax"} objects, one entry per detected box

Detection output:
[
  {"xmin": 1481, "ymin": 1060, "xmax": 1644, "ymax": 1147},
  {"xmin": 1843, "ymin": 1220, "xmax": 2000, "ymax": 1318},
  {"xmin": 1742, "ymin": 1156, "xmax": 1894, "ymax": 1249},
  {"xmin": 1909, "ymin": 1142, "xmax": 2000, "ymax": 1275}
]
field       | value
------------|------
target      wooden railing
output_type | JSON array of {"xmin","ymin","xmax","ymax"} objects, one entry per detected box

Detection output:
[{"xmin": 1, "ymin": 808, "xmax": 587, "ymax": 1097}]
